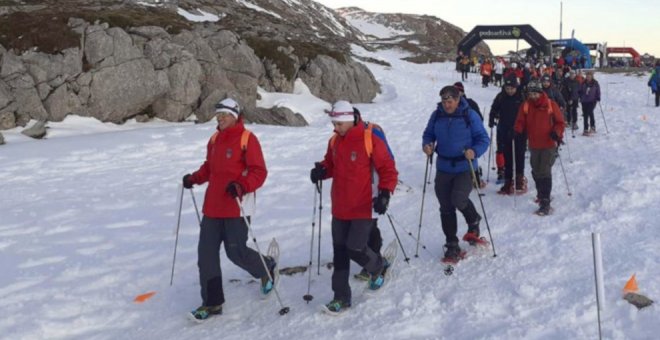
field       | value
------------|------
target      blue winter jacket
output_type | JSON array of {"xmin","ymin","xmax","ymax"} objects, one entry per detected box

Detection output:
[
  {"xmin": 422, "ymin": 98, "xmax": 490, "ymax": 174},
  {"xmin": 648, "ymin": 67, "xmax": 659, "ymax": 92}
]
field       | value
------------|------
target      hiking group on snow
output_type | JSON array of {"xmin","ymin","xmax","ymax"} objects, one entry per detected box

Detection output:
[{"xmin": 177, "ymin": 54, "xmax": 634, "ymax": 319}]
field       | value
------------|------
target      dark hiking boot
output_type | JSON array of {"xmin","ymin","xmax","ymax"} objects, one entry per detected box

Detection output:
[
  {"xmin": 368, "ymin": 258, "xmax": 390, "ymax": 290},
  {"xmin": 498, "ymin": 179, "xmax": 515, "ymax": 195},
  {"xmin": 190, "ymin": 305, "xmax": 222, "ymax": 321},
  {"xmin": 260, "ymin": 257, "xmax": 276, "ymax": 295},
  {"xmin": 496, "ymin": 168, "xmax": 505, "ymax": 184},
  {"xmin": 535, "ymin": 199, "xmax": 552, "ymax": 216},
  {"xmin": 325, "ymin": 299, "xmax": 351, "ymax": 313},
  {"xmin": 441, "ymin": 243, "xmax": 464, "ymax": 264},
  {"xmin": 515, "ymin": 175, "xmax": 528, "ymax": 193}
]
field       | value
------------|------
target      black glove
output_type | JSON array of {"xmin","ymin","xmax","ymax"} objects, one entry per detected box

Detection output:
[
  {"xmin": 373, "ymin": 190, "xmax": 390, "ymax": 215},
  {"xmin": 182, "ymin": 174, "xmax": 193, "ymax": 189},
  {"xmin": 550, "ymin": 131, "xmax": 563, "ymax": 145},
  {"xmin": 310, "ymin": 162, "xmax": 326, "ymax": 184},
  {"xmin": 226, "ymin": 181, "xmax": 244, "ymax": 198},
  {"xmin": 513, "ymin": 131, "xmax": 523, "ymax": 139}
]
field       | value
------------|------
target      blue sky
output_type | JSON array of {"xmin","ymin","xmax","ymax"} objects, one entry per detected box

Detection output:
[{"xmin": 316, "ymin": 0, "xmax": 660, "ymax": 57}]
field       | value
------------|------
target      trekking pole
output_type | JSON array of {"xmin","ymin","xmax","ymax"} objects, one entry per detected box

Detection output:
[
  {"xmin": 385, "ymin": 213, "xmax": 410, "ymax": 264},
  {"xmin": 556, "ymin": 147, "xmax": 573, "ymax": 197},
  {"xmin": 190, "ymin": 188, "xmax": 201, "ymax": 225},
  {"xmin": 466, "ymin": 153, "xmax": 497, "ymax": 257},
  {"xmin": 303, "ymin": 185, "xmax": 318, "ymax": 303},
  {"xmin": 236, "ymin": 198, "xmax": 290, "ymax": 315},
  {"xmin": 486, "ymin": 127, "xmax": 494, "ymax": 182},
  {"xmin": 317, "ymin": 180, "xmax": 323, "ymax": 275},
  {"xmin": 170, "ymin": 184, "xmax": 184, "ymax": 286},
  {"xmin": 597, "ymin": 102, "xmax": 610, "ymax": 134},
  {"xmin": 389, "ymin": 213, "xmax": 437, "ymax": 258},
  {"xmin": 561, "ymin": 128, "xmax": 573, "ymax": 163},
  {"xmin": 415, "ymin": 154, "xmax": 432, "ymax": 258}
]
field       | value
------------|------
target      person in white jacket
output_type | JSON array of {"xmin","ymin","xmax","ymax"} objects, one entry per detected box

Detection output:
[{"xmin": 494, "ymin": 59, "xmax": 505, "ymax": 87}]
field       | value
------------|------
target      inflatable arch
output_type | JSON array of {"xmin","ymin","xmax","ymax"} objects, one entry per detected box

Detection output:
[
  {"xmin": 457, "ymin": 25, "xmax": 551, "ymax": 57},
  {"xmin": 606, "ymin": 47, "xmax": 641, "ymax": 67}
]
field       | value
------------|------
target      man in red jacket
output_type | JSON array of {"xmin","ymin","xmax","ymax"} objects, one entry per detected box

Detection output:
[
  {"xmin": 514, "ymin": 80, "xmax": 565, "ymax": 215},
  {"xmin": 183, "ymin": 98, "xmax": 273, "ymax": 320},
  {"xmin": 310, "ymin": 100, "xmax": 398, "ymax": 313}
]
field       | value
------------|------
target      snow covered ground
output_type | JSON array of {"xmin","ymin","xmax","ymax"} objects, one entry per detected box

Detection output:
[{"xmin": 1, "ymin": 47, "xmax": 659, "ymax": 339}]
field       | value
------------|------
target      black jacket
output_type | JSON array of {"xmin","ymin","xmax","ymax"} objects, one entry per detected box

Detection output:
[{"xmin": 489, "ymin": 89, "xmax": 524, "ymax": 131}]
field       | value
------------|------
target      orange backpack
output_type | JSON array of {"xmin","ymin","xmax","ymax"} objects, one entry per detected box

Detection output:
[
  {"xmin": 210, "ymin": 129, "xmax": 252, "ymax": 151},
  {"xmin": 329, "ymin": 123, "xmax": 377, "ymax": 158}
]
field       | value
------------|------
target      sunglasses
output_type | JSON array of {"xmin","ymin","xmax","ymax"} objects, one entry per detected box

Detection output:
[
  {"xmin": 325, "ymin": 110, "xmax": 354, "ymax": 117},
  {"xmin": 441, "ymin": 95, "xmax": 458, "ymax": 101},
  {"xmin": 215, "ymin": 103, "xmax": 239, "ymax": 115}
]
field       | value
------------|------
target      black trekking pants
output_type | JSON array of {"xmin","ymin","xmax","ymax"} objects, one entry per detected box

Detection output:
[
  {"xmin": 655, "ymin": 91, "xmax": 659, "ymax": 107},
  {"xmin": 582, "ymin": 101, "xmax": 597, "ymax": 131},
  {"xmin": 198, "ymin": 216, "xmax": 271, "ymax": 306},
  {"xmin": 331, "ymin": 218, "xmax": 384, "ymax": 303},
  {"xmin": 499, "ymin": 129, "xmax": 527, "ymax": 180},
  {"xmin": 434, "ymin": 171, "xmax": 480, "ymax": 244}
]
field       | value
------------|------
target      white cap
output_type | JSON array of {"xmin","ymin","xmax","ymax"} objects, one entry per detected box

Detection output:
[
  {"xmin": 325, "ymin": 100, "xmax": 355, "ymax": 122},
  {"xmin": 215, "ymin": 98, "xmax": 240, "ymax": 118}
]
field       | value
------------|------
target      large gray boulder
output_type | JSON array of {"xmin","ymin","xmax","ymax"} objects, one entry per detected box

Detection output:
[
  {"xmin": 87, "ymin": 59, "xmax": 169, "ymax": 122},
  {"xmin": 244, "ymin": 106, "xmax": 308, "ymax": 127},
  {"xmin": 299, "ymin": 55, "xmax": 381, "ymax": 103},
  {"xmin": 84, "ymin": 24, "xmax": 114, "ymax": 66},
  {"xmin": 152, "ymin": 52, "xmax": 203, "ymax": 121},
  {"xmin": 13, "ymin": 86, "xmax": 49, "ymax": 121},
  {"xmin": 44, "ymin": 84, "xmax": 83, "ymax": 121},
  {"xmin": 0, "ymin": 52, "xmax": 26, "ymax": 78},
  {"xmin": 21, "ymin": 120, "xmax": 48, "ymax": 139},
  {"xmin": 0, "ymin": 80, "xmax": 12, "ymax": 110},
  {"xmin": 0, "ymin": 110, "xmax": 15, "ymax": 130}
]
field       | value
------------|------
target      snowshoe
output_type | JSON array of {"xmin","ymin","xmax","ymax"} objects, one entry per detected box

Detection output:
[
  {"xmin": 260, "ymin": 239, "xmax": 280, "ymax": 299},
  {"xmin": 320, "ymin": 299, "xmax": 351, "ymax": 316},
  {"xmin": 364, "ymin": 240, "xmax": 398, "ymax": 293},
  {"xmin": 463, "ymin": 232, "xmax": 489, "ymax": 247},
  {"xmin": 188, "ymin": 305, "xmax": 222, "ymax": 323}
]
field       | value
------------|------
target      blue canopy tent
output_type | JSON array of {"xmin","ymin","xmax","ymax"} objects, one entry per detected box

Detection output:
[{"xmin": 550, "ymin": 38, "xmax": 593, "ymax": 68}]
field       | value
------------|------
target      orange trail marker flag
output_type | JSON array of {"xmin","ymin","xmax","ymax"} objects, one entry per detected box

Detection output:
[
  {"xmin": 623, "ymin": 274, "xmax": 638, "ymax": 295},
  {"xmin": 134, "ymin": 291, "xmax": 156, "ymax": 303}
]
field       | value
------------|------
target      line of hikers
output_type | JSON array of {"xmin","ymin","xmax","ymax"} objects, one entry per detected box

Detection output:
[{"xmin": 181, "ymin": 76, "xmax": 572, "ymax": 317}]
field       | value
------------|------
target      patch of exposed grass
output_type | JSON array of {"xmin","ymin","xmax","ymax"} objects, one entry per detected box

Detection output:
[
  {"xmin": 77, "ymin": 7, "xmax": 191, "ymax": 35},
  {"xmin": 0, "ymin": 6, "xmax": 191, "ymax": 54},
  {"xmin": 245, "ymin": 36, "xmax": 348, "ymax": 81},
  {"xmin": 0, "ymin": 11, "xmax": 79, "ymax": 54}
]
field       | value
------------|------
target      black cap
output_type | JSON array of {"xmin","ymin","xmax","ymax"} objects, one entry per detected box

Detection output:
[
  {"xmin": 503, "ymin": 77, "xmax": 517, "ymax": 88},
  {"xmin": 527, "ymin": 80, "xmax": 543, "ymax": 93}
]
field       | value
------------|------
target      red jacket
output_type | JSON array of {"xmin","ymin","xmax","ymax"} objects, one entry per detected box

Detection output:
[
  {"xmin": 514, "ymin": 93, "xmax": 565, "ymax": 149},
  {"xmin": 190, "ymin": 119, "xmax": 267, "ymax": 218},
  {"xmin": 320, "ymin": 122, "xmax": 398, "ymax": 219}
]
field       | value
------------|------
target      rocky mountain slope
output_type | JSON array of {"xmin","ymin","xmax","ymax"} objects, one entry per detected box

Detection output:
[
  {"xmin": 337, "ymin": 7, "xmax": 490, "ymax": 63},
  {"xmin": 0, "ymin": 0, "xmax": 379, "ymax": 132}
]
